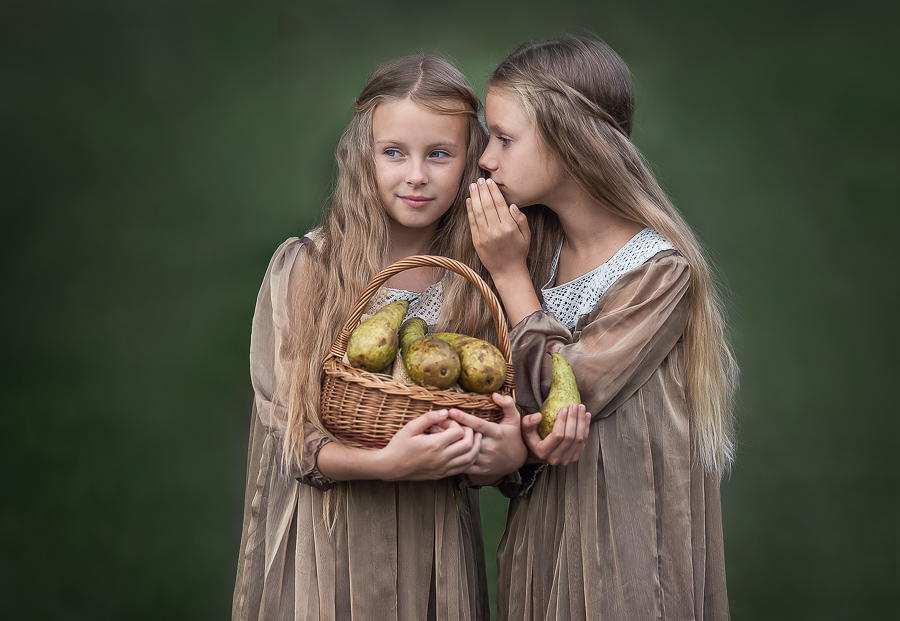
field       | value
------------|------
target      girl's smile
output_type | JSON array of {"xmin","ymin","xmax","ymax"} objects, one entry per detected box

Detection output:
[{"xmin": 399, "ymin": 195, "xmax": 434, "ymax": 208}]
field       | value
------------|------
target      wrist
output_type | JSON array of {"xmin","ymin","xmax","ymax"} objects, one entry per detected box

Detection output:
[
  {"xmin": 319, "ymin": 442, "xmax": 393, "ymax": 482},
  {"xmin": 368, "ymin": 446, "xmax": 400, "ymax": 481},
  {"xmin": 490, "ymin": 261, "xmax": 530, "ymax": 284}
]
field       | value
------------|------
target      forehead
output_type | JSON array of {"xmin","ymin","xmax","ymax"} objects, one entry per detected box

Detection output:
[
  {"xmin": 483, "ymin": 88, "xmax": 529, "ymax": 130},
  {"xmin": 372, "ymin": 98, "xmax": 468, "ymax": 143}
]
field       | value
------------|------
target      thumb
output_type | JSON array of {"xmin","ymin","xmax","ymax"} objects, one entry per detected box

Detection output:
[
  {"xmin": 522, "ymin": 412, "xmax": 541, "ymax": 441},
  {"xmin": 492, "ymin": 393, "xmax": 519, "ymax": 423},
  {"xmin": 510, "ymin": 205, "xmax": 531, "ymax": 239},
  {"xmin": 520, "ymin": 413, "xmax": 543, "ymax": 449},
  {"xmin": 403, "ymin": 409, "xmax": 449, "ymax": 436},
  {"xmin": 521, "ymin": 412, "xmax": 542, "ymax": 430}
]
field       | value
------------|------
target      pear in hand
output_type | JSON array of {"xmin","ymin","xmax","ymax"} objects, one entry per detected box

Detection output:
[{"xmin": 539, "ymin": 353, "xmax": 581, "ymax": 439}]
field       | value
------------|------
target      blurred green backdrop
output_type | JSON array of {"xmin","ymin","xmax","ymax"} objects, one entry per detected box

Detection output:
[{"xmin": 2, "ymin": 0, "xmax": 896, "ymax": 619}]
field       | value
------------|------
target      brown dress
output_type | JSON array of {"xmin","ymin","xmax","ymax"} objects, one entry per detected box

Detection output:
[
  {"xmin": 232, "ymin": 238, "xmax": 489, "ymax": 621},
  {"xmin": 496, "ymin": 249, "xmax": 729, "ymax": 621}
]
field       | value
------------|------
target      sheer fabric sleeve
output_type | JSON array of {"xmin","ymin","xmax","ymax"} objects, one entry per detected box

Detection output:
[
  {"xmin": 249, "ymin": 237, "xmax": 336, "ymax": 491},
  {"xmin": 510, "ymin": 250, "xmax": 691, "ymax": 421}
]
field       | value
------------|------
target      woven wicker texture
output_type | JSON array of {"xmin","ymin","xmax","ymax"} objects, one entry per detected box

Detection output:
[{"xmin": 321, "ymin": 255, "xmax": 515, "ymax": 448}]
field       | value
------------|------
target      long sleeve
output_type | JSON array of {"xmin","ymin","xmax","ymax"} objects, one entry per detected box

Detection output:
[
  {"xmin": 510, "ymin": 250, "xmax": 691, "ymax": 421},
  {"xmin": 249, "ymin": 237, "xmax": 335, "ymax": 491}
]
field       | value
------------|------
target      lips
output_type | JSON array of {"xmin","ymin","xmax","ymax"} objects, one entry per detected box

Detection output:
[{"xmin": 399, "ymin": 195, "xmax": 433, "ymax": 208}]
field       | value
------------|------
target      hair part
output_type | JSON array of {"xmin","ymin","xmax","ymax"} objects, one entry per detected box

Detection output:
[{"xmin": 489, "ymin": 35, "xmax": 738, "ymax": 477}]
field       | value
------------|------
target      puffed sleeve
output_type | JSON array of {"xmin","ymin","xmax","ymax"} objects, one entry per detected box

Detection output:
[
  {"xmin": 511, "ymin": 250, "xmax": 691, "ymax": 421},
  {"xmin": 250, "ymin": 237, "xmax": 336, "ymax": 491}
]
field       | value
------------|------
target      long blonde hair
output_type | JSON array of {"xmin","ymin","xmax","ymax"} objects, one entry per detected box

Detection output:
[
  {"xmin": 490, "ymin": 36, "xmax": 738, "ymax": 477},
  {"xmin": 283, "ymin": 56, "xmax": 492, "ymax": 471}
]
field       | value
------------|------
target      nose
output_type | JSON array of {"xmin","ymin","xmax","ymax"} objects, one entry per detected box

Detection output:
[
  {"xmin": 406, "ymin": 159, "xmax": 427, "ymax": 186},
  {"xmin": 478, "ymin": 145, "xmax": 497, "ymax": 172}
]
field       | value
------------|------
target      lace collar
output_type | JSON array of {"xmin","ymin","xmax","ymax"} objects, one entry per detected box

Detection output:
[
  {"xmin": 365, "ymin": 281, "xmax": 444, "ymax": 327},
  {"xmin": 541, "ymin": 228, "xmax": 675, "ymax": 330}
]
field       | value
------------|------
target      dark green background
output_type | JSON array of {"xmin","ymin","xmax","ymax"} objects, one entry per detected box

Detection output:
[{"xmin": 2, "ymin": 1, "xmax": 896, "ymax": 619}]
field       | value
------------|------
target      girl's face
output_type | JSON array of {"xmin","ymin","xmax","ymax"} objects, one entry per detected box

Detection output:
[
  {"xmin": 479, "ymin": 88, "xmax": 567, "ymax": 209},
  {"xmin": 373, "ymin": 98, "xmax": 468, "ymax": 235}
]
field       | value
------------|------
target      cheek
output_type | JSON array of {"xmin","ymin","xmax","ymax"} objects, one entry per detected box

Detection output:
[
  {"xmin": 443, "ymin": 161, "xmax": 467, "ymax": 190},
  {"xmin": 375, "ymin": 163, "xmax": 397, "ymax": 186}
]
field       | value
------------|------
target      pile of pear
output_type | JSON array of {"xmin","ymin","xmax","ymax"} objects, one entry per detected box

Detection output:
[{"xmin": 345, "ymin": 301, "xmax": 506, "ymax": 394}]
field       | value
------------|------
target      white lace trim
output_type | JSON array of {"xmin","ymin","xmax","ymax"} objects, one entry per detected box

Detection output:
[{"xmin": 542, "ymin": 228, "xmax": 675, "ymax": 330}]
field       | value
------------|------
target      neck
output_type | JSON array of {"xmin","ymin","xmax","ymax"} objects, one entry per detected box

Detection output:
[
  {"xmin": 544, "ymin": 184, "xmax": 645, "ymax": 282},
  {"xmin": 385, "ymin": 221, "xmax": 438, "ymax": 264},
  {"xmin": 384, "ymin": 220, "xmax": 441, "ymax": 292},
  {"xmin": 548, "ymin": 184, "xmax": 643, "ymax": 253}
]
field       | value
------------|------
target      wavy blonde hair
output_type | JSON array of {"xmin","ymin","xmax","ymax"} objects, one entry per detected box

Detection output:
[
  {"xmin": 282, "ymin": 56, "xmax": 492, "ymax": 473},
  {"xmin": 489, "ymin": 36, "xmax": 737, "ymax": 477}
]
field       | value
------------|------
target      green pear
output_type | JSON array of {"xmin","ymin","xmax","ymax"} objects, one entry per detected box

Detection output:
[
  {"xmin": 398, "ymin": 317, "xmax": 428, "ymax": 356},
  {"xmin": 346, "ymin": 300, "xmax": 409, "ymax": 373},
  {"xmin": 403, "ymin": 336, "xmax": 461, "ymax": 389},
  {"xmin": 539, "ymin": 353, "xmax": 581, "ymax": 439},
  {"xmin": 431, "ymin": 332, "xmax": 506, "ymax": 394}
]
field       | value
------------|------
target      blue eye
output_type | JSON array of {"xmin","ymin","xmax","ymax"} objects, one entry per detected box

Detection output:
[
  {"xmin": 384, "ymin": 148, "xmax": 402, "ymax": 158},
  {"xmin": 429, "ymin": 150, "xmax": 451, "ymax": 159},
  {"xmin": 495, "ymin": 136, "xmax": 511, "ymax": 147}
]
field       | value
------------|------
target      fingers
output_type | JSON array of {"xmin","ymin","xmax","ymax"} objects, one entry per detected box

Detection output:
[
  {"xmin": 446, "ymin": 431, "xmax": 482, "ymax": 472},
  {"xmin": 519, "ymin": 405, "xmax": 591, "ymax": 466},
  {"xmin": 544, "ymin": 405, "xmax": 591, "ymax": 465},
  {"xmin": 448, "ymin": 394, "xmax": 519, "ymax": 437},
  {"xmin": 403, "ymin": 409, "xmax": 450, "ymax": 436},
  {"xmin": 469, "ymin": 178, "xmax": 512, "ymax": 227},
  {"xmin": 477, "ymin": 178, "xmax": 507, "ymax": 224},
  {"xmin": 484, "ymin": 178, "xmax": 507, "ymax": 209},
  {"xmin": 467, "ymin": 182, "xmax": 491, "ymax": 231},
  {"xmin": 557, "ymin": 405, "xmax": 590, "ymax": 465},
  {"xmin": 447, "ymin": 408, "xmax": 495, "ymax": 436},
  {"xmin": 470, "ymin": 179, "xmax": 497, "ymax": 225}
]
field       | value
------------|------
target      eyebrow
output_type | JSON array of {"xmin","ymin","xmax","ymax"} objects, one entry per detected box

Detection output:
[{"xmin": 374, "ymin": 139, "xmax": 462, "ymax": 148}]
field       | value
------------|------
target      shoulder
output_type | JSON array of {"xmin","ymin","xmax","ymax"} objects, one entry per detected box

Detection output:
[
  {"xmin": 261, "ymin": 236, "xmax": 313, "ymax": 281},
  {"xmin": 595, "ymin": 249, "xmax": 689, "ymax": 312},
  {"xmin": 619, "ymin": 249, "xmax": 689, "ymax": 287},
  {"xmin": 253, "ymin": 237, "xmax": 314, "ymax": 313}
]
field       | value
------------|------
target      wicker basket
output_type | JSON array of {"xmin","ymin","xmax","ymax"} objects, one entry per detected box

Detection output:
[{"xmin": 320, "ymin": 255, "xmax": 515, "ymax": 449}]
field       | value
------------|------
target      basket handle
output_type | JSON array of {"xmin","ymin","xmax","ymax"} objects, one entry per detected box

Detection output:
[{"xmin": 328, "ymin": 255, "xmax": 511, "ymax": 363}]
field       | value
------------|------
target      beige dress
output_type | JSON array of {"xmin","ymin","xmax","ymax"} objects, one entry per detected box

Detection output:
[
  {"xmin": 496, "ymin": 233, "xmax": 729, "ymax": 621},
  {"xmin": 232, "ymin": 238, "xmax": 489, "ymax": 621}
]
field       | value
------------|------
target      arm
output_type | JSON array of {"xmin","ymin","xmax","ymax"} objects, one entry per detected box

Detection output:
[
  {"xmin": 467, "ymin": 178, "xmax": 542, "ymax": 326},
  {"xmin": 467, "ymin": 179, "xmax": 594, "ymax": 466},
  {"xmin": 251, "ymin": 238, "xmax": 337, "ymax": 489}
]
